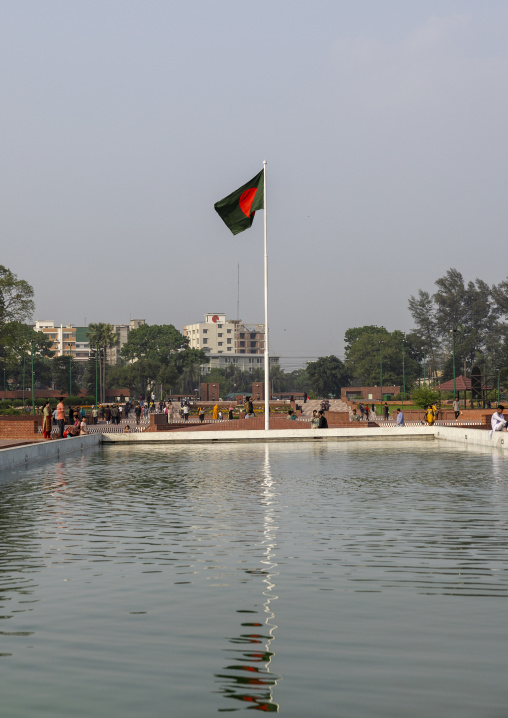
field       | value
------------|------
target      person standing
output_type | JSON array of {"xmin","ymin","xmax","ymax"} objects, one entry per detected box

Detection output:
[
  {"xmin": 56, "ymin": 397, "xmax": 66, "ymax": 438},
  {"xmin": 198, "ymin": 406, "xmax": 205, "ymax": 423},
  {"xmin": 135, "ymin": 403, "xmax": 141, "ymax": 425},
  {"xmin": 245, "ymin": 396, "xmax": 254, "ymax": 418},
  {"xmin": 92, "ymin": 406, "xmax": 98, "ymax": 425},
  {"xmin": 453, "ymin": 397, "xmax": 460, "ymax": 420},
  {"xmin": 383, "ymin": 403, "xmax": 389, "ymax": 421},
  {"xmin": 228, "ymin": 404, "xmax": 234, "ymax": 420},
  {"xmin": 396, "ymin": 408, "xmax": 405, "ymax": 426},
  {"xmin": 42, "ymin": 401, "xmax": 52, "ymax": 439},
  {"xmin": 212, "ymin": 403, "xmax": 219, "ymax": 420},
  {"xmin": 105, "ymin": 406, "xmax": 111, "ymax": 425},
  {"xmin": 68, "ymin": 406, "xmax": 74, "ymax": 425},
  {"xmin": 317, "ymin": 410, "xmax": 328, "ymax": 428},
  {"xmin": 183, "ymin": 404, "xmax": 189, "ymax": 421},
  {"xmin": 311, "ymin": 410, "xmax": 319, "ymax": 428}
]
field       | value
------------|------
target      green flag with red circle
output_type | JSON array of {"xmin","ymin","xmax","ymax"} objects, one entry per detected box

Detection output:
[{"xmin": 214, "ymin": 169, "xmax": 264, "ymax": 235}]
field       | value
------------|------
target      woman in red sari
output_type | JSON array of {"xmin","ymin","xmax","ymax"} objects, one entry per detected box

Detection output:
[{"xmin": 42, "ymin": 401, "xmax": 52, "ymax": 439}]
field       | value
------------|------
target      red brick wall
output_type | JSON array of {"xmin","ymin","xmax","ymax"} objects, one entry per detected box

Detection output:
[{"xmin": 0, "ymin": 419, "xmax": 39, "ymax": 438}]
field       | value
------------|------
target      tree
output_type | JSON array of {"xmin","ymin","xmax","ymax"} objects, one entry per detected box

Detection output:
[
  {"xmin": 51, "ymin": 356, "xmax": 81, "ymax": 394},
  {"xmin": 411, "ymin": 269, "xmax": 501, "ymax": 380},
  {"xmin": 0, "ymin": 267, "xmax": 36, "ymax": 379},
  {"xmin": 120, "ymin": 324, "xmax": 208, "ymax": 398},
  {"xmin": 306, "ymin": 355, "xmax": 349, "ymax": 398},
  {"xmin": 87, "ymin": 323, "xmax": 118, "ymax": 403},
  {"xmin": 344, "ymin": 326, "xmax": 421, "ymax": 387},
  {"xmin": 0, "ymin": 266, "xmax": 34, "ymax": 327},
  {"xmin": 2, "ymin": 323, "xmax": 54, "ymax": 389},
  {"xmin": 408, "ymin": 290, "xmax": 440, "ymax": 382}
]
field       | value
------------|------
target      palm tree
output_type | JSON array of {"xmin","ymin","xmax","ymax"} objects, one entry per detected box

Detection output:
[{"xmin": 87, "ymin": 323, "xmax": 118, "ymax": 403}]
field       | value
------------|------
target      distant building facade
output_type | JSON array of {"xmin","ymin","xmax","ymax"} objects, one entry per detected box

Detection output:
[
  {"xmin": 34, "ymin": 319, "xmax": 145, "ymax": 363},
  {"xmin": 183, "ymin": 313, "xmax": 279, "ymax": 372},
  {"xmin": 341, "ymin": 386, "xmax": 401, "ymax": 402}
]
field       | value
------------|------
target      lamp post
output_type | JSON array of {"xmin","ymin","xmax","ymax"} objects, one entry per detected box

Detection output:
[
  {"xmin": 423, "ymin": 352, "xmax": 426, "ymax": 386},
  {"xmin": 69, "ymin": 348, "xmax": 72, "ymax": 399},
  {"xmin": 22, "ymin": 354, "xmax": 25, "ymax": 405},
  {"xmin": 95, "ymin": 344, "xmax": 99, "ymax": 407},
  {"xmin": 31, "ymin": 340, "xmax": 35, "ymax": 415},
  {"xmin": 450, "ymin": 329, "xmax": 456, "ymax": 400},
  {"xmin": 402, "ymin": 336, "xmax": 405, "ymax": 406},
  {"xmin": 379, "ymin": 341, "xmax": 383, "ymax": 418},
  {"xmin": 3, "ymin": 366, "xmax": 5, "ymax": 400}
]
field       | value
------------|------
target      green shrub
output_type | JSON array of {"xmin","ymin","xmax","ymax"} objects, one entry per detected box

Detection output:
[{"xmin": 411, "ymin": 387, "xmax": 440, "ymax": 409}]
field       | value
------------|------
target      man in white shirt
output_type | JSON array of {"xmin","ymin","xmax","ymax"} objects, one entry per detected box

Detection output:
[
  {"xmin": 396, "ymin": 409, "xmax": 405, "ymax": 426},
  {"xmin": 489, "ymin": 406, "xmax": 508, "ymax": 438}
]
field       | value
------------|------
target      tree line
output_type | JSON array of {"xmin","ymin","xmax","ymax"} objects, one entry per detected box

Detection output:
[{"xmin": 2, "ymin": 264, "xmax": 507, "ymax": 401}]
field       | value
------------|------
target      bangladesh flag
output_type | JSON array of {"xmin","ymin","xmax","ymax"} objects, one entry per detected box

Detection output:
[{"xmin": 214, "ymin": 169, "xmax": 264, "ymax": 235}]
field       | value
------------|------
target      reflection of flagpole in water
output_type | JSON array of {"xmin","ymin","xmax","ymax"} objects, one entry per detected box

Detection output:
[
  {"xmin": 216, "ymin": 445, "xmax": 281, "ymax": 712},
  {"xmin": 260, "ymin": 444, "xmax": 279, "ymax": 708}
]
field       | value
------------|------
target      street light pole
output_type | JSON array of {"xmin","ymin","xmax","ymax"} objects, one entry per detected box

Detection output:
[
  {"xmin": 22, "ymin": 354, "xmax": 25, "ymax": 405},
  {"xmin": 31, "ymin": 340, "xmax": 35, "ymax": 415},
  {"xmin": 69, "ymin": 348, "xmax": 72, "ymax": 399},
  {"xmin": 95, "ymin": 344, "xmax": 99, "ymax": 407},
  {"xmin": 3, "ymin": 366, "xmax": 5, "ymax": 400},
  {"xmin": 402, "ymin": 337, "xmax": 405, "ymax": 406},
  {"xmin": 379, "ymin": 341, "xmax": 383, "ymax": 418},
  {"xmin": 450, "ymin": 329, "xmax": 456, "ymax": 400}
]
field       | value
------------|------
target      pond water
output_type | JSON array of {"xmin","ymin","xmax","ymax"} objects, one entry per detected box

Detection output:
[{"xmin": 1, "ymin": 441, "xmax": 508, "ymax": 717}]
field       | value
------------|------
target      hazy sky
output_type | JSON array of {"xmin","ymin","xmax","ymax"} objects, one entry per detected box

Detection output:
[{"xmin": 2, "ymin": 1, "xmax": 507, "ymax": 369}]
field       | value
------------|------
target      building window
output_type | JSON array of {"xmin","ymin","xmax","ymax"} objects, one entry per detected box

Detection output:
[
  {"xmin": 203, "ymin": 338, "xmax": 208, "ymax": 344},
  {"xmin": 203, "ymin": 329, "xmax": 208, "ymax": 334},
  {"xmin": 250, "ymin": 333, "xmax": 256, "ymax": 339},
  {"xmin": 218, "ymin": 324, "xmax": 223, "ymax": 328},
  {"xmin": 239, "ymin": 341, "xmax": 245, "ymax": 347},
  {"xmin": 218, "ymin": 342, "xmax": 223, "ymax": 346},
  {"xmin": 227, "ymin": 347, "xmax": 232, "ymax": 351},
  {"xmin": 240, "ymin": 349, "xmax": 245, "ymax": 354},
  {"xmin": 218, "ymin": 333, "xmax": 223, "ymax": 337},
  {"xmin": 250, "ymin": 341, "xmax": 256, "ymax": 348},
  {"xmin": 239, "ymin": 333, "xmax": 245, "ymax": 339},
  {"xmin": 227, "ymin": 329, "xmax": 232, "ymax": 334}
]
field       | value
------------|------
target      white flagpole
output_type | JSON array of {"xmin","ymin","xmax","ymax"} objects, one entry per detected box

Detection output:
[{"xmin": 263, "ymin": 160, "xmax": 269, "ymax": 430}]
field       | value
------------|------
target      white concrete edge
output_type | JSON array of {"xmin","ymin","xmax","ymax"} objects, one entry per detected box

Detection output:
[
  {"xmin": 0, "ymin": 434, "xmax": 102, "ymax": 473},
  {"xmin": 101, "ymin": 426, "xmax": 436, "ymax": 443},
  {"xmin": 434, "ymin": 425, "xmax": 508, "ymax": 452}
]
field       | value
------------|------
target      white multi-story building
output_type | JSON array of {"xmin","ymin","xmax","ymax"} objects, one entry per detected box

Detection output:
[{"xmin": 183, "ymin": 313, "xmax": 279, "ymax": 372}]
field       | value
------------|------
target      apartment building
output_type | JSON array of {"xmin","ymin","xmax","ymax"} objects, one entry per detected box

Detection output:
[
  {"xmin": 33, "ymin": 319, "xmax": 145, "ymax": 363},
  {"xmin": 184, "ymin": 313, "xmax": 265, "ymax": 354},
  {"xmin": 183, "ymin": 313, "xmax": 279, "ymax": 372}
]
